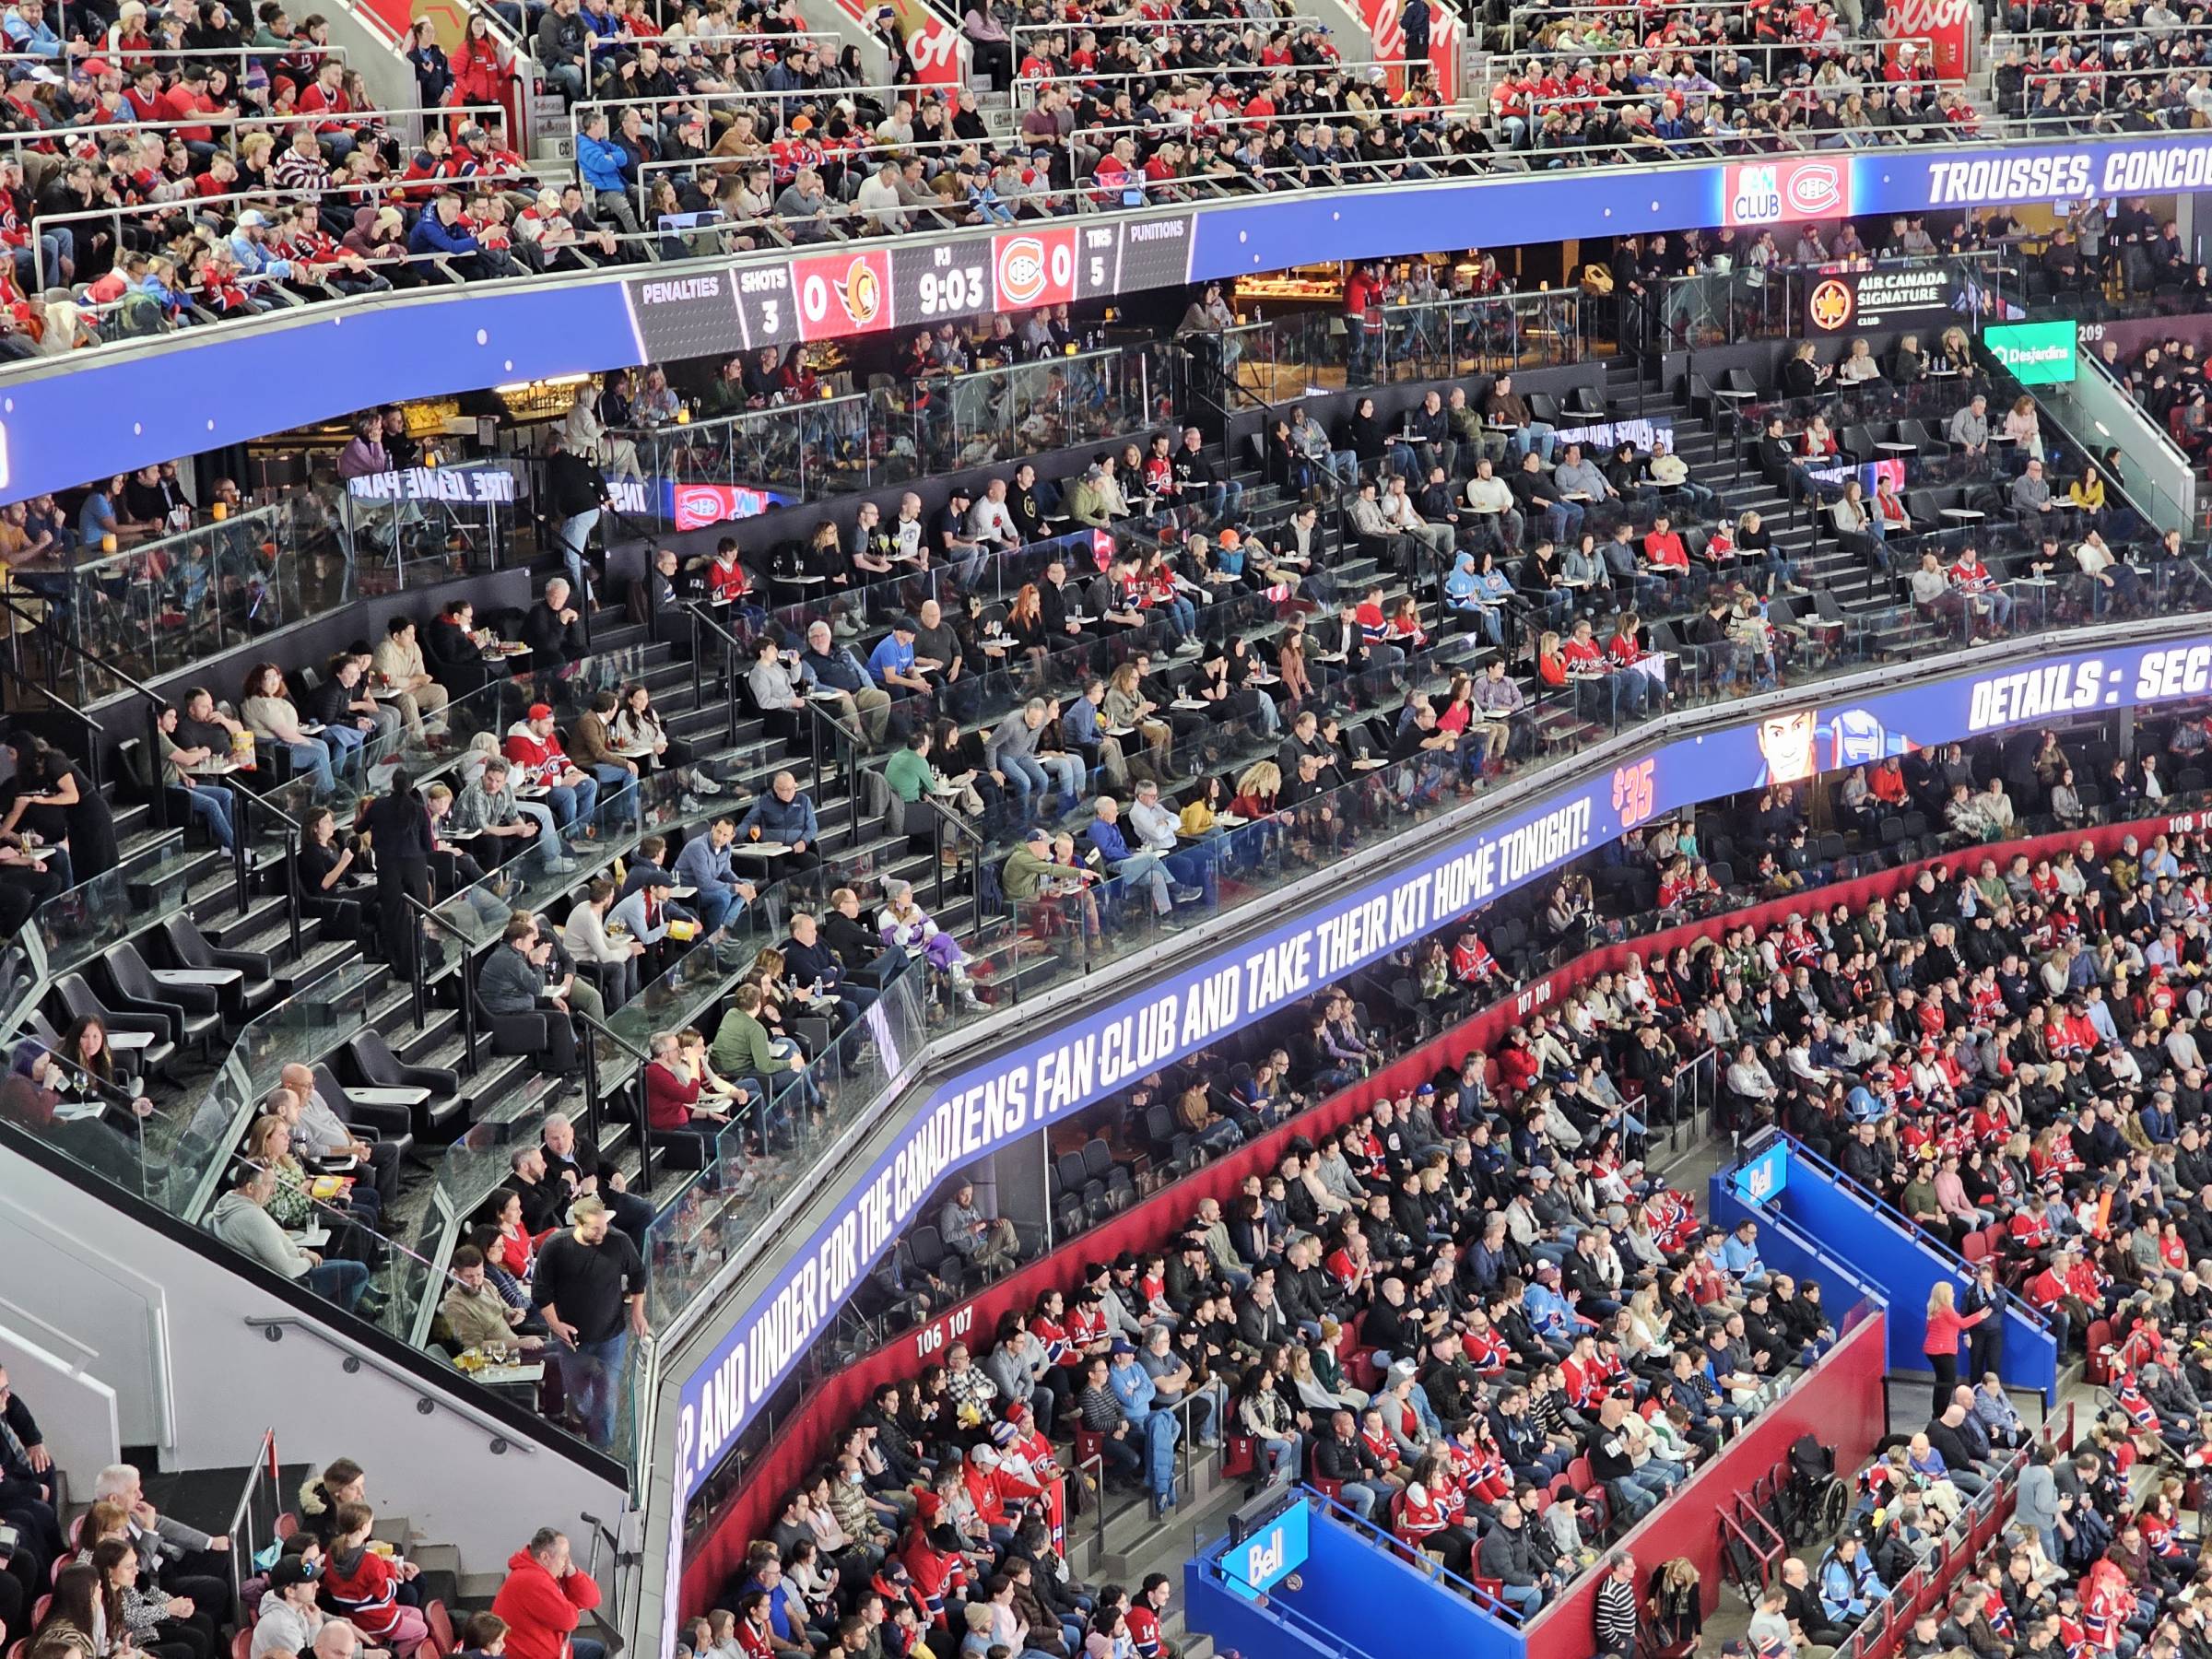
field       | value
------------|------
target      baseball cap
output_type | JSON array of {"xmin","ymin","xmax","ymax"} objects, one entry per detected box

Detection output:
[
  {"xmin": 269, "ymin": 1559, "xmax": 319, "ymax": 1591},
  {"xmin": 1110, "ymin": 1340, "xmax": 1136, "ymax": 1357},
  {"xmin": 526, "ymin": 701, "xmax": 554, "ymax": 720}
]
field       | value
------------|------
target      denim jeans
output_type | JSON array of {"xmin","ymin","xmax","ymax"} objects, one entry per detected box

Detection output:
[
  {"xmin": 303, "ymin": 1258, "xmax": 370, "ymax": 1312},
  {"xmin": 554, "ymin": 1329, "xmax": 630, "ymax": 1446},
  {"xmin": 691, "ymin": 883, "xmax": 737, "ymax": 933},
  {"xmin": 182, "ymin": 785, "xmax": 235, "ymax": 851},
  {"xmin": 1498, "ymin": 1583, "xmax": 1544, "ymax": 1618},
  {"xmin": 285, "ymin": 739, "xmax": 335, "ymax": 795},
  {"xmin": 590, "ymin": 762, "xmax": 637, "ymax": 818},
  {"xmin": 1000, "ymin": 753, "xmax": 1053, "ymax": 803},
  {"xmin": 559, "ymin": 507, "xmax": 600, "ymax": 592},
  {"xmin": 1516, "ymin": 421, "xmax": 1559, "ymax": 463},
  {"xmin": 544, "ymin": 775, "xmax": 601, "ymax": 832},
  {"xmin": 321, "ymin": 721, "xmax": 369, "ymax": 780}
]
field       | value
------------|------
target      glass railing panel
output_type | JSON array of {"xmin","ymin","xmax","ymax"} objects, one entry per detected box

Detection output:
[
  {"xmin": 57, "ymin": 500, "xmax": 322, "ymax": 704},
  {"xmin": 33, "ymin": 831, "xmax": 195, "ymax": 980},
  {"xmin": 638, "ymin": 969, "xmax": 930, "ymax": 1328},
  {"xmin": 331, "ymin": 455, "xmax": 534, "ymax": 591},
  {"xmin": 171, "ymin": 962, "xmax": 384, "ymax": 1214}
]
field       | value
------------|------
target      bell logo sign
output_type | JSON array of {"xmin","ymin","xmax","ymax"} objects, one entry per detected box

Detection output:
[
  {"xmin": 1242, "ymin": 1535, "xmax": 1287, "ymax": 1586},
  {"xmin": 1724, "ymin": 159, "xmax": 1851, "ymax": 227},
  {"xmin": 1223, "ymin": 1500, "xmax": 1308, "ymax": 1602}
]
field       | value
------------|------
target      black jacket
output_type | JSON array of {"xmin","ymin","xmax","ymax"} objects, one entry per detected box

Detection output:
[
  {"xmin": 521, "ymin": 599, "xmax": 586, "ymax": 668},
  {"xmin": 547, "ymin": 450, "xmax": 611, "ymax": 517}
]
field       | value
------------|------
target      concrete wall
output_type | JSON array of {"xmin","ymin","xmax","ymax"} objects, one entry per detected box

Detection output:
[{"xmin": 0, "ymin": 1312, "xmax": 122, "ymax": 1496}]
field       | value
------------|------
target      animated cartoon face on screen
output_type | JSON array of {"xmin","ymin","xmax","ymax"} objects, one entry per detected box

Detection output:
[{"xmin": 1757, "ymin": 711, "xmax": 1818, "ymax": 784}]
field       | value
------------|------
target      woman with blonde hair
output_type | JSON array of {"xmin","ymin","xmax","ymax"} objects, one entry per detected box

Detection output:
[
  {"xmin": 2003, "ymin": 394, "xmax": 2044, "ymax": 462},
  {"xmin": 1103, "ymin": 659, "xmax": 1171, "ymax": 771},
  {"xmin": 1231, "ymin": 759, "xmax": 1283, "ymax": 814},
  {"xmin": 1923, "ymin": 1279, "xmax": 1988, "ymax": 1407}
]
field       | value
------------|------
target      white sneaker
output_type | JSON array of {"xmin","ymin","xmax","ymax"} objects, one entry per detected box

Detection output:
[{"xmin": 693, "ymin": 775, "xmax": 725, "ymax": 795}]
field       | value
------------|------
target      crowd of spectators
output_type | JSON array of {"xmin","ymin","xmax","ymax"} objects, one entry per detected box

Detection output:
[
  {"xmin": 0, "ymin": 0, "xmax": 2156, "ymax": 351},
  {"xmin": 1488, "ymin": 36, "xmax": 1977, "ymax": 162},
  {"xmin": 704, "ymin": 776, "xmax": 1900, "ymax": 1655},
  {"xmin": 2088, "ymin": 331, "xmax": 2212, "ymax": 488},
  {"xmin": 1754, "ymin": 810, "xmax": 2212, "ymax": 1378},
  {"xmin": 0, "ymin": 1382, "xmax": 606, "ymax": 1659},
  {"xmin": 0, "ymin": 28, "xmax": 571, "ymax": 347}
]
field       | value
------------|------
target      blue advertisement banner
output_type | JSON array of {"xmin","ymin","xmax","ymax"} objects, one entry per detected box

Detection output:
[
  {"xmin": 666, "ymin": 629, "xmax": 2212, "ymax": 1504},
  {"xmin": 1730, "ymin": 1138, "xmax": 1791, "ymax": 1206},
  {"xmin": 14, "ymin": 132, "xmax": 2212, "ymax": 505},
  {"xmin": 1221, "ymin": 1500, "xmax": 1310, "ymax": 1602}
]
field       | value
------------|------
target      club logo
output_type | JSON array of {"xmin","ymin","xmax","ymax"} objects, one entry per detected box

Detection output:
[
  {"xmin": 676, "ymin": 487, "xmax": 728, "ymax": 524},
  {"xmin": 1725, "ymin": 159, "xmax": 1851, "ymax": 226},
  {"xmin": 996, "ymin": 236, "xmax": 1049, "ymax": 307},
  {"xmin": 1808, "ymin": 277, "xmax": 1854, "ymax": 332},
  {"xmin": 1783, "ymin": 160, "xmax": 1846, "ymax": 216}
]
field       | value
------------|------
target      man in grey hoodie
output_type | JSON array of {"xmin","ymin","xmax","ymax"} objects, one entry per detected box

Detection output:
[
  {"xmin": 252, "ymin": 1558, "xmax": 332, "ymax": 1659},
  {"xmin": 206, "ymin": 1163, "xmax": 370, "ymax": 1312}
]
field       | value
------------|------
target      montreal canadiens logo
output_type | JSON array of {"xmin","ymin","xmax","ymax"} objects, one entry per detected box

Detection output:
[
  {"xmin": 997, "ymin": 237, "xmax": 1049, "ymax": 307},
  {"xmin": 834, "ymin": 256, "xmax": 883, "ymax": 325},
  {"xmin": 677, "ymin": 488, "xmax": 728, "ymax": 523},
  {"xmin": 1784, "ymin": 162, "xmax": 1844, "ymax": 216},
  {"xmin": 1808, "ymin": 278, "xmax": 1854, "ymax": 331}
]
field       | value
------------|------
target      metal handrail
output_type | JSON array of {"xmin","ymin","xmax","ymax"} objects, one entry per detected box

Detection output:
[
  {"xmin": 575, "ymin": 1005, "xmax": 654, "ymax": 1191},
  {"xmin": 1488, "ymin": 32, "xmax": 1934, "ymax": 68},
  {"xmin": 1300, "ymin": 1487, "xmax": 1523, "ymax": 1622},
  {"xmin": 0, "ymin": 1290, "xmax": 100, "ymax": 1362},
  {"xmin": 580, "ymin": 28, "xmax": 840, "ymax": 92},
  {"xmin": 1012, "ymin": 55, "xmax": 1398, "ymax": 104},
  {"xmin": 243, "ymin": 1313, "xmax": 541, "ymax": 1454},
  {"xmin": 0, "ymin": 120, "xmax": 2198, "ymax": 386},
  {"xmin": 1776, "ymin": 1135, "xmax": 2056, "ymax": 1335},
  {"xmin": 681, "ymin": 596, "xmax": 754, "ymax": 755},
  {"xmin": 0, "ymin": 651, "xmax": 105, "ymax": 783}
]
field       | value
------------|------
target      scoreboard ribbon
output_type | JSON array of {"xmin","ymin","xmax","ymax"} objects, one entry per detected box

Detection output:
[{"xmin": 623, "ymin": 214, "xmax": 1196, "ymax": 359}]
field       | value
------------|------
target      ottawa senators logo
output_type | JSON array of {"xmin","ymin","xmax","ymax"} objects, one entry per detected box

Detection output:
[{"xmin": 834, "ymin": 256, "xmax": 882, "ymax": 325}]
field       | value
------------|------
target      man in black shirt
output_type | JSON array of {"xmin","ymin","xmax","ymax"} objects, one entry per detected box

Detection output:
[
  {"xmin": 521, "ymin": 576, "xmax": 587, "ymax": 671},
  {"xmin": 929, "ymin": 485, "xmax": 987, "ymax": 585},
  {"xmin": 821, "ymin": 888, "xmax": 895, "ymax": 987},
  {"xmin": 1038, "ymin": 558, "xmax": 1086, "ymax": 641},
  {"xmin": 1171, "ymin": 427, "xmax": 1241, "ymax": 525},
  {"xmin": 542, "ymin": 1112, "xmax": 653, "ymax": 1248},
  {"xmin": 532, "ymin": 1195, "xmax": 648, "ymax": 1446},
  {"xmin": 1008, "ymin": 464, "xmax": 1056, "ymax": 544},
  {"xmin": 505, "ymin": 1145, "xmax": 566, "ymax": 1235},
  {"xmin": 783, "ymin": 909, "xmax": 866, "ymax": 1028}
]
